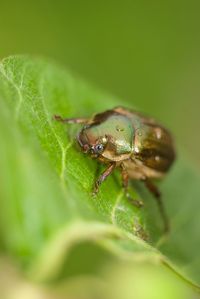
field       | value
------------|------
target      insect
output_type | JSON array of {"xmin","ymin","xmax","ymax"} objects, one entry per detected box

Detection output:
[{"xmin": 54, "ymin": 106, "xmax": 175, "ymax": 233}]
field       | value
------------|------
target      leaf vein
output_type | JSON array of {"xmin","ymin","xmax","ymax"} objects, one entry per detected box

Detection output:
[
  {"xmin": 0, "ymin": 63, "xmax": 25, "ymax": 119},
  {"xmin": 111, "ymin": 191, "xmax": 124, "ymax": 224}
]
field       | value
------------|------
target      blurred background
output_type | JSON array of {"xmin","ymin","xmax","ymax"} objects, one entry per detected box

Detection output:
[
  {"xmin": 0, "ymin": 0, "xmax": 200, "ymax": 164},
  {"xmin": 0, "ymin": 1, "xmax": 200, "ymax": 298}
]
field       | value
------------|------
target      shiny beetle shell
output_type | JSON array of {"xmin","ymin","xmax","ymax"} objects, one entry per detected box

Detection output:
[{"xmin": 78, "ymin": 106, "xmax": 175, "ymax": 180}]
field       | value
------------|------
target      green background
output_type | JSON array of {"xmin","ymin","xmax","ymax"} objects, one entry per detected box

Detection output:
[
  {"xmin": 1, "ymin": 0, "xmax": 200, "ymax": 164},
  {"xmin": 0, "ymin": 1, "xmax": 200, "ymax": 298}
]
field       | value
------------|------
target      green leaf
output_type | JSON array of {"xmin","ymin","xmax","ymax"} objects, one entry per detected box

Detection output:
[{"xmin": 0, "ymin": 56, "xmax": 199, "ymax": 292}]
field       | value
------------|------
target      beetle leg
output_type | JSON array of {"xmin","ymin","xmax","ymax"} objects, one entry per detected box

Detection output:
[
  {"xmin": 93, "ymin": 163, "xmax": 116, "ymax": 195},
  {"xmin": 143, "ymin": 178, "xmax": 170, "ymax": 233},
  {"xmin": 121, "ymin": 165, "xmax": 144, "ymax": 208},
  {"xmin": 54, "ymin": 115, "xmax": 90, "ymax": 124}
]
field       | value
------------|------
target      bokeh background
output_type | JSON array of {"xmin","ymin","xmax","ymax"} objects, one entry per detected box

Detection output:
[
  {"xmin": 0, "ymin": 0, "xmax": 200, "ymax": 164},
  {"xmin": 0, "ymin": 1, "xmax": 200, "ymax": 298}
]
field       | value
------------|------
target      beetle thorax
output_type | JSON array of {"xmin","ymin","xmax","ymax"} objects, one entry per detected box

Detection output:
[{"xmin": 78, "ymin": 114, "xmax": 135, "ymax": 162}]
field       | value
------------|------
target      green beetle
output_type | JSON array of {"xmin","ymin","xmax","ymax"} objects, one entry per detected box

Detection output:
[{"xmin": 55, "ymin": 107, "xmax": 175, "ymax": 233}]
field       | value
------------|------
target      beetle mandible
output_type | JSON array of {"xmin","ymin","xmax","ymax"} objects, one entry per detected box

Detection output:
[{"xmin": 54, "ymin": 106, "xmax": 176, "ymax": 233}]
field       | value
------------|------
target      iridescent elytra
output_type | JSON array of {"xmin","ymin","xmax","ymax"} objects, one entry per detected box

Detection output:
[{"xmin": 54, "ymin": 106, "xmax": 176, "ymax": 233}]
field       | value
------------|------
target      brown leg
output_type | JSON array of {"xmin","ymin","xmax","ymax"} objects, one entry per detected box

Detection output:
[
  {"xmin": 54, "ymin": 115, "xmax": 89, "ymax": 124},
  {"xmin": 143, "ymin": 178, "xmax": 170, "ymax": 233},
  {"xmin": 121, "ymin": 165, "xmax": 143, "ymax": 208},
  {"xmin": 93, "ymin": 163, "xmax": 116, "ymax": 195}
]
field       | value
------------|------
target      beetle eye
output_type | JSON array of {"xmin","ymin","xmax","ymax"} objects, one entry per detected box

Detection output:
[{"xmin": 94, "ymin": 144, "xmax": 104, "ymax": 153}]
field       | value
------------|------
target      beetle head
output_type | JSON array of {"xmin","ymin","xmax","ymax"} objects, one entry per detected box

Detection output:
[{"xmin": 77, "ymin": 114, "xmax": 134, "ymax": 162}]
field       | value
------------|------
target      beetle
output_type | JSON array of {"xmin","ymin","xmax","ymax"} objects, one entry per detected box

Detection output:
[{"xmin": 54, "ymin": 106, "xmax": 176, "ymax": 233}]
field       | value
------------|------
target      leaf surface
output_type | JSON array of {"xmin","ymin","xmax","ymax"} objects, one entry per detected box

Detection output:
[{"xmin": 0, "ymin": 56, "xmax": 199, "ymax": 290}]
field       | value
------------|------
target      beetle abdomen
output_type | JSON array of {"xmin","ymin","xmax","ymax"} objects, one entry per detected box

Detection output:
[{"xmin": 133, "ymin": 123, "xmax": 175, "ymax": 173}]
